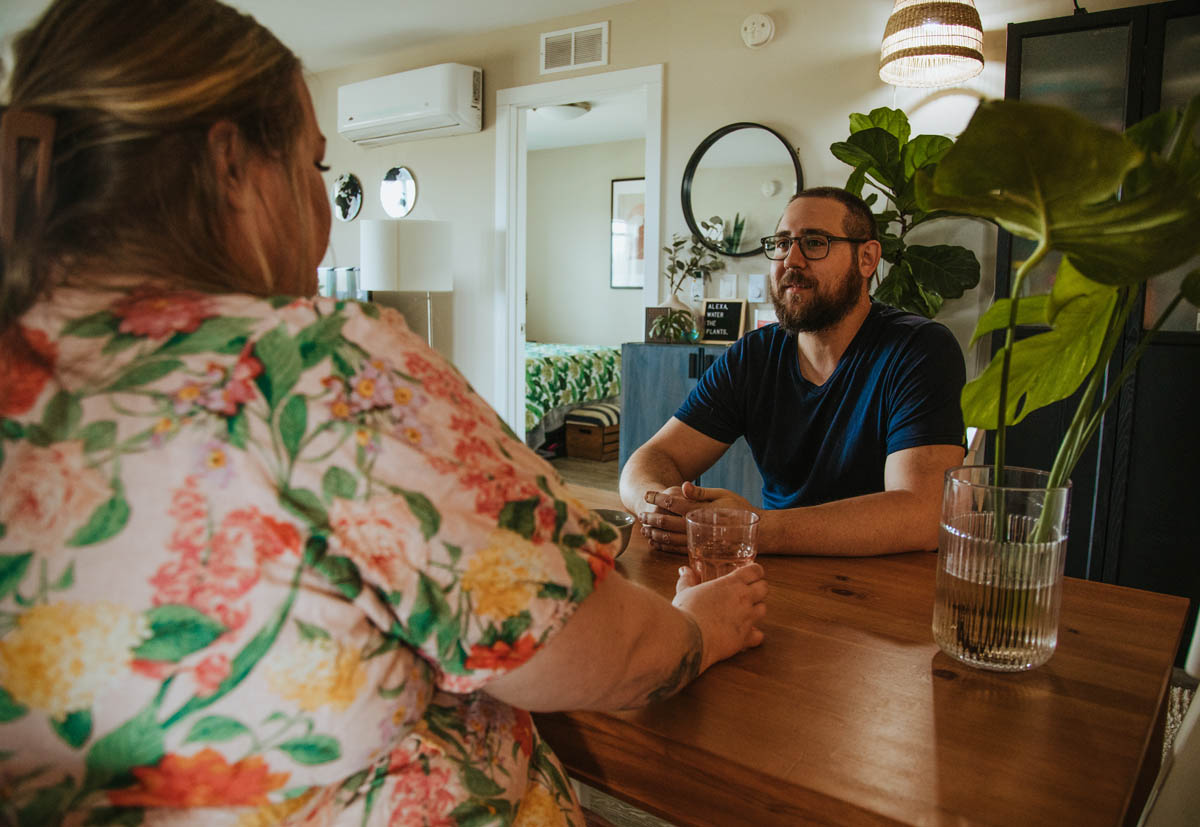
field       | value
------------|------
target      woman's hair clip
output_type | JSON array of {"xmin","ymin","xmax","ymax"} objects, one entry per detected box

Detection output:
[{"xmin": 0, "ymin": 108, "xmax": 56, "ymax": 246}]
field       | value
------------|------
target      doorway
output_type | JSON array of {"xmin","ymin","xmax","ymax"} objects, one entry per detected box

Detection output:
[{"xmin": 493, "ymin": 65, "xmax": 664, "ymax": 434}]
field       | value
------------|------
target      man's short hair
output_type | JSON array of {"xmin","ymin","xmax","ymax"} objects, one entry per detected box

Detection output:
[{"xmin": 788, "ymin": 187, "xmax": 877, "ymax": 243}]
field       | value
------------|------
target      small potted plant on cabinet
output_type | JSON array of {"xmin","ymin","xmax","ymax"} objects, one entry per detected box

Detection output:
[{"xmin": 649, "ymin": 233, "xmax": 726, "ymax": 342}]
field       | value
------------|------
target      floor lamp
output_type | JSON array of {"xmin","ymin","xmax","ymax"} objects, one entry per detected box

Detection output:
[{"xmin": 359, "ymin": 218, "xmax": 453, "ymax": 348}]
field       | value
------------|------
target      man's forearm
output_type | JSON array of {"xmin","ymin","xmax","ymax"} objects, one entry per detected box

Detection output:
[
  {"xmin": 759, "ymin": 488, "xmax": 941, "ymax": 556},
  {"xmin": 618, "ymin": 445, "xmax": 687, "ymax": 513}
]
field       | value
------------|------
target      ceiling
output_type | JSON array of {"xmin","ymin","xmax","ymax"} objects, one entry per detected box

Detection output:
[
  {"xmin": 1, "ymin": 0, "xmax": 629, "ymax": 73},
  {"xmin": 2, "ymin": 0, "xmax": 646, "ymax": 150},
  {"xmin": 526, "ymin": 89, "xmax": 646, "ymax": 151}
]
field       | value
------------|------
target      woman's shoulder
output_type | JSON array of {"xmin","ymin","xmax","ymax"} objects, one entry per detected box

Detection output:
[
  {"xmin": 30, "ymin": 285, "xmax": 414, "ymax": 341},
  {"xmin": 213, "ymin": 292, "xmax": 414, "ymax": 342}
]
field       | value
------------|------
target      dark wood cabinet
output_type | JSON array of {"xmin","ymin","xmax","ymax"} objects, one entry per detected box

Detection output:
[
  {"xmin": 1000, "ymin": 0, "xmax": 1200, "ymax": 658},
  {"xmin": 619, "ymin": 343, "xmax": 761, "ymax": 507}
]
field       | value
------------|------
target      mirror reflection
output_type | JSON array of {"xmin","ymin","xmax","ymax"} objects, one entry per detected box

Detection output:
[
  {"xmin": 682, "ymin": 123, "xmax": 803, "ymax": 257},
  {"xmin": 381, "ymin": 166, "xmax": 417, "ymax": 218}
]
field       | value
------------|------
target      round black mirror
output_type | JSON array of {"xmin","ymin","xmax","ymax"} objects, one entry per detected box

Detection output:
[{"xmin": 681, "ymin": 122, "xmax": 803, "ymax": 258}]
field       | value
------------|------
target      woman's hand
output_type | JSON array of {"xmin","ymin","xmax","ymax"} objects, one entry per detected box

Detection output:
[
  {"xmin": 639, "ymin": 481, "xmax": 757, "ymax": 554},
  {"xmin": 672, "ymin": 562, "xmax": 767, "ymax": 672}
]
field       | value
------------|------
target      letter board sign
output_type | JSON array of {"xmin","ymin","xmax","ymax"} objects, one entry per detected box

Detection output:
[{"xmin": 700, "ymin": 300, "xmax": 746, "ymax": 344}]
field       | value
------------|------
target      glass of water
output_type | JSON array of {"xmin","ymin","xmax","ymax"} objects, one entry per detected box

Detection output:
[
  {"xmin": 685, "ymin": 508, "xmax": 759, "ymax": 583},
  {"xmin": 933, "ymin": 465, "xmax": 1072, "ymax": 672}
]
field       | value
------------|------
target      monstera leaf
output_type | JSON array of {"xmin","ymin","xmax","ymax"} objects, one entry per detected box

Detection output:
[
  {"xmin": 916, "ymin": 99, "xmax": 1200, "ymax": 287},
  {"xmin": 919, "ymin": 95, "xmax": 1200, "ymax": 486},
  {"xmin": 1122, "ymin": 99, "xmax": 1200, "ymax": 196},
  {"xmin": 961, "ymin": 259, "xmax": 1119, "ymax": 428}
]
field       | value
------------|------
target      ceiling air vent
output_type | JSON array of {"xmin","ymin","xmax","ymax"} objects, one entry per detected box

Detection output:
[{"xmin": 540, "ymin": 22, "xmax": 609, "ymax": 74}]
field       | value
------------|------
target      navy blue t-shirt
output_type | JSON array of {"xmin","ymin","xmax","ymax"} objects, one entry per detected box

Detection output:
[{"xmin": 675, "ymin": 303, "xmax": 966, "ymax": 510}]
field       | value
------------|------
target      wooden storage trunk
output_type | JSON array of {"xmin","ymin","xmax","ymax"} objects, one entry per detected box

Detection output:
[
  {"xmin": 566, "ymin": 422, "xmax": 619, "ymax": 461},
  {"xmin": 564, "ymin": 403, "xmax": 620, "ymax": 462}
]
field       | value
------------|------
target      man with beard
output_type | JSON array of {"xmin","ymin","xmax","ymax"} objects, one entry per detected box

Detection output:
[{"xmin": 619, "ymin": 187, "xmax": 966, "ymax": 556}]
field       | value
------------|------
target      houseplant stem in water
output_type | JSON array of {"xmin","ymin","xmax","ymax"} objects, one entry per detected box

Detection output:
[{"xmin": 916, "ymin": 96, "xmax": 1200, "ymax": 668}]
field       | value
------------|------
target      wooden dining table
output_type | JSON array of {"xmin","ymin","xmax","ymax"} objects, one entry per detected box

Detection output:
[{"xmin": 534, "ymin": 486, "xmax": 1190, "ymax": 826}]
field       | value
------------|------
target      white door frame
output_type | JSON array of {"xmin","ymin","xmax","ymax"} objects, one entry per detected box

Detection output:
[{"xmin": 493, "ymin": 64, "xmax": 664, "ymax": 433}]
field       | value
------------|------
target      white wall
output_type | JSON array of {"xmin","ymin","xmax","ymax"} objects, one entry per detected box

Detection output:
[
  {"xmin": 308, "ymin": 0, "xmax": 1155, "ymax": 408},
  {"xmin": 526, "ymin": 138, "xmax": 646, "ymax": 345}
]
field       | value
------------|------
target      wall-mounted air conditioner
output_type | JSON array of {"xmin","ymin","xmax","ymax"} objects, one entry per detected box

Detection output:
[{"xmin": 337, "ymin": 63, "xmax": 482, "ymax": 147}]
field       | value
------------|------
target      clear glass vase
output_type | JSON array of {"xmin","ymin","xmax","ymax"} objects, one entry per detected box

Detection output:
[{"xmin": 932, "ymin": 465, "xmax": 1072, "ymax": 672}]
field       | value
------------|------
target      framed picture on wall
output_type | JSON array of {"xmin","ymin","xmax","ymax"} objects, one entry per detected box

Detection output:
[{"xmin": 610, "ymin": 177, "xmax": 646, "ymax": 288}]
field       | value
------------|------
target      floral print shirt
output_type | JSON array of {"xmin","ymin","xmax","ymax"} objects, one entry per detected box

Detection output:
[{"xmin": 0, "ymin": 286, "xmax": 617, "ymax": 826}]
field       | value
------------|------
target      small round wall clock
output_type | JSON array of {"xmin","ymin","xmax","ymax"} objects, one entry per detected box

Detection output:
[{"xmin": 331, "ymin": 172, "xmax": 363, "ymax": 222}]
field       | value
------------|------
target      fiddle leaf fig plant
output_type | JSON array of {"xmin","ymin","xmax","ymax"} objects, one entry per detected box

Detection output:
[
  {"xmin": 830, "ymin": 107, "xmax": 980, "ymax": 318},
  {"xmin": 916, "ymin": 96, "xmax": 1200, "ymax": 500}
]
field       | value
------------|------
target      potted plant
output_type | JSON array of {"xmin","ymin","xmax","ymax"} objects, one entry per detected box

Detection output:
[
  {"xmin": 915, "ymin": 96, "xmax": 1200, "ymax": 671},
  {"xmin": 663, "ymin": 232, "xmax": 725, "ymax": 301},
  {"xmin": 830, "ymin": 107, "xmax": 980, "ymax": 318},
  {"xmin": 647, "ymin": 306, "xmax": 696, "ymax": 343},
  {"xmin": 650, "ymin": 233, "xmax": 726, "ymax": 342},
  {"xmin": 700, "ymin": 214, "xmax": 747, "ymax": 255}
]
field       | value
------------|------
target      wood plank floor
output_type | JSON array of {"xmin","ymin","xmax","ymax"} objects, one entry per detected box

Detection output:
[{"xmin": 549, "ymin": 456, "xmax": 619, "ymax": 492}]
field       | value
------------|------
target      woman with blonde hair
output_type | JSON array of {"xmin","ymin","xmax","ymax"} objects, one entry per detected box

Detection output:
[{"xmin": 0, "ymin": 0, "xmax": 767, "ymax": 823}]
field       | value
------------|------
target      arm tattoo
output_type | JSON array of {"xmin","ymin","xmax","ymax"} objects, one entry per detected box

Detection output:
[{"xmin": 621, "ymin": 615, "xmax": 704, "ymax": 709}]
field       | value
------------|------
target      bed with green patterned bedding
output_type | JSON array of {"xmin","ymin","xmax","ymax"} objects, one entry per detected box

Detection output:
[{"xmin": 525, "ymin": 342, "xmax": 621, "ymax": 445}]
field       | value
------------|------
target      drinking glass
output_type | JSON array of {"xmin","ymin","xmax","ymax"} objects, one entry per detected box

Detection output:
[{"xmin": 685, "ymin": 508, "xmax": 759, "ymax": 582}]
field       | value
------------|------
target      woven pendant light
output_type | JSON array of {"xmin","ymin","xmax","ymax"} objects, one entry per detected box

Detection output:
[{"xmin": 879, "ymin": 0, "xmax": 984, "ymax": 88}]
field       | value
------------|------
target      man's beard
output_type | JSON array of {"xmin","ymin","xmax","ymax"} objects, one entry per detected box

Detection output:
[{"xmin": 771, "ymin": 260, "xmax": 864, "ymax": 335}]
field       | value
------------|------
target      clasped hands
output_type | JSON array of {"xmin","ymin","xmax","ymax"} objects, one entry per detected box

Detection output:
[{"xmin": 638, "ymin": 480, "xmax": 758, "ymax": 555}]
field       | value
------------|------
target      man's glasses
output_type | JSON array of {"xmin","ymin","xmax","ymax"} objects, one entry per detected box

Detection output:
[{"xmin": 761, "ymin": 233, "xmax": 869, "ymax": 261}]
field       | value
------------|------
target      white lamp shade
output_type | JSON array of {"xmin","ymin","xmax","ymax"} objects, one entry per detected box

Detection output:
[{"xmin": 359, "ymin": 219, "xmax": 453, "ymax": 292}]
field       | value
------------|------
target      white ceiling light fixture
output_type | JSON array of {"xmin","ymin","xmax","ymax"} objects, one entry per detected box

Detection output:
[
  {"xmin": 879, "ymin": 0, "xmax": 984, "ymax": 88},
  {"xmin": 532, "ymin": 102, "xmax": 592, "ymax": 121}
]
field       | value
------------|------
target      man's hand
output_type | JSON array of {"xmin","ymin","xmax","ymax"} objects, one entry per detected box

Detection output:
[
  {"xmin": 639, "ymin": 481, "xmax": 756, "ymax": 554},
  {"xmin": 637, "ymin": 484, "xmax": 689, "ymax": 554},
  {"xmin": 618, "ymin": 418, "xmax": 732, "ymax": 515}
]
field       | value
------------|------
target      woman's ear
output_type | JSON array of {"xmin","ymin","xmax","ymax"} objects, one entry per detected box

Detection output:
[{"xmin": 207, "ymin": 120, "xmax": 250, "ymax": 210}]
